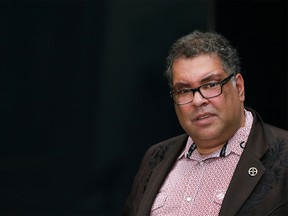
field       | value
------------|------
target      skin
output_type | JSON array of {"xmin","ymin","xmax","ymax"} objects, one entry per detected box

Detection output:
[{"xmin": 172, "ymin": 54, "xmax": 246, "ymax": 155}]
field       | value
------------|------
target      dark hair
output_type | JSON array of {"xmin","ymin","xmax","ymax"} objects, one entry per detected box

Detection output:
[{"xmin": 165, "ymin": 30, "xmax": 241, "ymax": 88}]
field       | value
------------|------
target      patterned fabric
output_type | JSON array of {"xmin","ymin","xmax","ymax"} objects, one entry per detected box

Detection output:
[{"xmin": 151, "ymin": 110, "xmax": 253, "ymax": 216}]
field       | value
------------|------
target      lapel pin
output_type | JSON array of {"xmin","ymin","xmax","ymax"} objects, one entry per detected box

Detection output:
[{"xmin": 248, "ymin": 167, "xmax": 258, "ymax": 177}]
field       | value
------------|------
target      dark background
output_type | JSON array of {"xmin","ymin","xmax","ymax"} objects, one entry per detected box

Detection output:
[{"xmin": 0, "ymin": 0, "xmax": 287, "ymax": 215}]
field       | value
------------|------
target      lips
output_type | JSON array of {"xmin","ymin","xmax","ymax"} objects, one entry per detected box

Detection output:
[
  {"xmin": 193, "ymin": 112, "xmax": 215, "ymax": 122},
  {"xmin": 198, "ymin": 115, "xmax": 210, "ymax": 119}
]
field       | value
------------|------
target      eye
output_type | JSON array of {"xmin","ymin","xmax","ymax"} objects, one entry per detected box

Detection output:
[
  {"xmin": 203, "ymin": 82, "xmax": 219, "ymax": 89},
  {"xmin": 177, "ymin": 88, "xmax": 191, "ymax": 94}
]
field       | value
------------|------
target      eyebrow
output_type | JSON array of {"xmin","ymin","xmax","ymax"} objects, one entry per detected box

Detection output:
[
  {"xmin": 173, "ymin": 73, "xmax": 223, "ymax": 89},
  {"xmin": 200, "ymin": 73, "xmax": 222, "ymax": 83}
]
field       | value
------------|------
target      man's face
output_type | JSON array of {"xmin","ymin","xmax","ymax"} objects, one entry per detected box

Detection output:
[{"xmin": 172, "ymin": 54, "xmax": 245, "ymax": 148}]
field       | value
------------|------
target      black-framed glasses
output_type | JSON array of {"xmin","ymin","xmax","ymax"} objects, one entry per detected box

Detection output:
[{"xmin": 170, "ymin": 73, "xmax": 235, "ymax": 105}]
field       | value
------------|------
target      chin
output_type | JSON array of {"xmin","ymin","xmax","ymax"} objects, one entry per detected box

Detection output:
[{"xmin": 188, "ymin": 127, "xmax": 222, "ymax": 141}]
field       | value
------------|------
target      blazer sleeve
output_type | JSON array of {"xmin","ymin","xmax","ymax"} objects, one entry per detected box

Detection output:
[{"xmin": 122, "ymin": 145, "xmax": 157, "ymax": 216}]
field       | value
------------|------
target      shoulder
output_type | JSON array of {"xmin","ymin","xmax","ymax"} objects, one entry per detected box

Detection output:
[
  {"xmin": 262, "ymin": 123, "xmax": 288, "ymax": 152},
  {"xmin": 263, "ymin": 123, "xmax": 288, "ymax": 139},
  {"xmin": 145, "ymin": 134, "xmax": 188, "ymax": 156},
  {"xmin": 137, "ymin": 134, "xmax": 188, "ymax": 172},
  {"xmin": 248, "ymin": 107, "xmax": 288, "ymax": 147}
]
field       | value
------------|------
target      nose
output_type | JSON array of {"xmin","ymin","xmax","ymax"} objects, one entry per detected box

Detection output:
[{"xmin": 192, "ymin": 90, "xmax": 208, "ymax": 106}]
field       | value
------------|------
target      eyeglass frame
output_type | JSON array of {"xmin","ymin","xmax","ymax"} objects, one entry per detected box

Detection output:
[{"xmin": 170, "ymin": 73, "xmax": 236, "ymax": 105}]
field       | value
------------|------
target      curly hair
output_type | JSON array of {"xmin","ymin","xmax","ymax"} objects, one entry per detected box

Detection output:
[{"xmin": 165, "ymin": 30, "xmax": 241, "ymax": 88}]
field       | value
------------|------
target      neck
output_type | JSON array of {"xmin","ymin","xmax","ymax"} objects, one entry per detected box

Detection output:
[{"xmin": 197, "ymin": 142, "xmax": 227, "ymax": 155}]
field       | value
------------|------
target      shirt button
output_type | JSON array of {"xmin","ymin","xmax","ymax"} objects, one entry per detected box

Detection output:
[
  {"xmin": 186, "ymin": 197, "xmax": 192, "ymax": 202},
  {"xmin": 199, "ymin": 161, "xmax": 204, "ymax": 166}
]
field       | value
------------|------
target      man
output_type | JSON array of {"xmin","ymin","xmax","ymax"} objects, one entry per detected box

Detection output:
[{"xmin": 123, "ymin": 31, "xmax": 288, "ymax": 215}]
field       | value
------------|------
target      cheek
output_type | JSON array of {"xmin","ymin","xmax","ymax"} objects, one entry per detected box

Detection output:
[
  {"xmin": 220, "ymin": 86, "xmax": 242, "ymax": 105},
  {"xmin": 221, "ymin": 93, "xmax": 243, "ymax": 117},
  {"xmin": 175, "ymin": 106, "xmax": 191, "ymax": 123}
]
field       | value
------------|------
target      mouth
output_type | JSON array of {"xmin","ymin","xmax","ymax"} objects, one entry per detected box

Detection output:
[
  {"xmin": 193, "ymin": 113, "xmax": 216, "ymax": 123},
  {"xmin": 197, "ymin": 115, "xmax": 211, "ymax": 120}
]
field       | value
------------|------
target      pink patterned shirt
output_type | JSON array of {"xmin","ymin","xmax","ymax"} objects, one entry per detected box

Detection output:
[{"xmin": 151, "ymin": 110, "xmax": 253, "ymax": 216}]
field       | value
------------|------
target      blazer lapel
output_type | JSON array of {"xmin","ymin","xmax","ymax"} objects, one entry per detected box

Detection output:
[
  {"xmin": 219, "ymin": 150, "xmax": 265, "ymax": 215},
  {"xmin": 137, "ymin": 134, "xmax": 187, "ymax": 216},
  {"xmin": 220, "ymin": 109, "xmax": 269, "ymax": 215}
]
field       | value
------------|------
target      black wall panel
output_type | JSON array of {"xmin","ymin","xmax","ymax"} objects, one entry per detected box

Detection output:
[
  {"xmin": 215, "ymin": 0, "xmax": 287, "ymax": 129},
  {"xmin": 0, "ymin": 1, "xmax": 209, "ymax": 214}
]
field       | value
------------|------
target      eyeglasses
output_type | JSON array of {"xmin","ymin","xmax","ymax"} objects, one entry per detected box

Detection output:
[{"xmin": 170, "ymin": 73, "xmax": 235, "ymax": 105}]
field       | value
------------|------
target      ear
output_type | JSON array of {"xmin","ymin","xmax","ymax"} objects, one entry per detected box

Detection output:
[{"xmin": 235, "ymin": 73, "xmax": 245, "ymax": 102}]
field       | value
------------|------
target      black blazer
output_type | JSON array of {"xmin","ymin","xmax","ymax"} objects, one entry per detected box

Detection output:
[{"xmin": 123, "ymin": 108, "xmax": 288, "ymax": 215}]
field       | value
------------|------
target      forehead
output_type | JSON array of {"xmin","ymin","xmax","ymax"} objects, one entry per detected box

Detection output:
[{"xmin": 172, "ymin": 54, "xmax": 226, "ymax": 86}]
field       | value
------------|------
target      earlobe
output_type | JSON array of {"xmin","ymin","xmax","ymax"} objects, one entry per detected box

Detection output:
[
  {"xmin": 239, "ymin": 88, "xmax": 245, "ymax": 100},
  {"xmin": 236, "ymin": 73, "xmax": 245, "ymax": 101}
]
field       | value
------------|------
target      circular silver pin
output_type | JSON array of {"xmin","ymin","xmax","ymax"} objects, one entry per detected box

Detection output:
[{"xmin": 248, "ymin": 167, "xmax": 258, "ymax": 177}]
